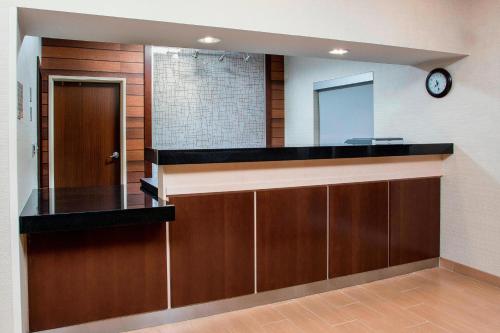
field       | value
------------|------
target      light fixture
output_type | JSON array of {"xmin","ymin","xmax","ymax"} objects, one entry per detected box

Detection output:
[
  {"xmin": 192, "ymin": 50, "xmax": 199, "ymax": 59},
  {"xmin": 329, "ymin": 48, "xmax": 349, "ymax": 55},
  {"xmin": 197, "ymin": 36, "xmax": 221, "ymax": 44},
  {"xmin": 243, "ymin": 54, "xmax": 251, "ymax": 62},
  {"xmin": 218, "ymin": 53, "xmax": 225, "ymax": 62}
]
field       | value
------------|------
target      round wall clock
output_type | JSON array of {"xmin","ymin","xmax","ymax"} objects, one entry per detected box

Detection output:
[{"xmin": 426, "ymin": 68, "xmax": 452, "ymax": 98}]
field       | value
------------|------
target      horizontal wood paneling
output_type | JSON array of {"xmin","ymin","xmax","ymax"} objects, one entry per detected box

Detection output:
[
  {"xmin": 127, "ymin": 106, "xmax": 145, "ymax": 117},
  {"xmin": 266, "ymin": 55, "xmax": 285, "ymax": 147},
  {"xmin": 42, "ymin": 38, "xmax": 143, "ymax": 52},
  {"xmin": 39, "ymin": 38, "xmax": 146, "ymax": 189},
  {"xmin": 41, "ymin": 70, "xmax": 144, "ymax": 85},
  {"xmin": 126, "ymin": 128, "xmax": 145, "ymax": 140},
  {"xmin": 126, "ymin": 149, "xmax": 145, "ymax": 161},
  {"xmin": 42, "ymin": 46, "xmax": 144, "ymax": 63}
]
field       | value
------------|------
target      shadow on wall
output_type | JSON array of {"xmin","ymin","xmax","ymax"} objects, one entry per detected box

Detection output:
[
  {"xmin": 413, "ymin": 56, "xmax": 466, "ymax": 72},
  {"xmin": 441, "ymin": 145, "xmax": 500, "ymax": 277}
]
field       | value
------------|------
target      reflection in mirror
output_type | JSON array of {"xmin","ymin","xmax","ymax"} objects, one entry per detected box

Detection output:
[
  {"xmin": 150, "ymin": 47, "xmax": 407, "ymax": 150},
  {"xmin": 313, "ymin": 72, "xmax": 374, "ymax": 145}
]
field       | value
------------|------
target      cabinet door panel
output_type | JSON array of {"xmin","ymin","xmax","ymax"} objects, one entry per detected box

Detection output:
[
  {"xmin": 389, "ymin": 177, "xmax": 440, "ymax": 266},
  {"xmin": 28, "ymin": 224, "xmax": 167, "ymax": 332},
  {"xmin": 169, "ymin": 192, "xmax": 254, "ymax": 307},
  {"xmin": 330, "ymin": 182, "xmax": 389, "ymax": 277},
  {"xmin": 257, "ymin": 186, "xmax": 327, "ymax": 291}
]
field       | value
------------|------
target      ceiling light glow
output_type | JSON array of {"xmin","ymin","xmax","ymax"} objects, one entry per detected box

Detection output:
[
  {"xmin": 329, "ymin": 48, "xmax": 349, "ymax": 55},
  {"xmin": 198, "ymin": 36, "xmax": 221, "ymax": 44}
]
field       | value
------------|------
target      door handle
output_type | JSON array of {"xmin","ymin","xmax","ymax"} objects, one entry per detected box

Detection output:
[{"xmin": 109, "ymin": 152, "xmax": 120, "ymax": 160}]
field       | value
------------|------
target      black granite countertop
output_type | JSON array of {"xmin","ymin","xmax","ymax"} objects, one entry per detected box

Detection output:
[
  {"xmin": 145, "ymin": 143, "xmax": 453, "ymax": 165},
  {"xmin": 19, "ymin": 186, "xmax": 175, "ymax": 234}
]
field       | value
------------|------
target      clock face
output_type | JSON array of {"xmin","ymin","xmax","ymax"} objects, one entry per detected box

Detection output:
[
  {"xmin": 427, "ymin": 72, "xmax": 447, "ymax": 94},
  {"xmin": 426, "ymin": 68, "xmax": 452, "ymax": 98}
]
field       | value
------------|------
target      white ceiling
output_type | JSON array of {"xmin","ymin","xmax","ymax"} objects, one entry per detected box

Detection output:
[{"xmin": 19, "ymin": 8, "xmax": 466, "ymax": 66}]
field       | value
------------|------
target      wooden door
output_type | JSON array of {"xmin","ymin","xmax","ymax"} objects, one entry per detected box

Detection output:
[
  {"xmin": 53, "ymin": 81, "xmax": 120, "ymax": 188},
  {"xmin": 169, "ymin": 192, "xmax": 255, "ymax": 307},
  {"xmin": 257, "ymin": 186, "xmax": 327, "ymax": 291},
  {"xmin": 329, "ymin": 182, "xmax": 388, "ymax": 278},
  {"xmin": 389, "ymin": 177, "xmax": 440, "ymax": 266}
]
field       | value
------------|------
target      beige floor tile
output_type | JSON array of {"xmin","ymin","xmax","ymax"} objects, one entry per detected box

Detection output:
[
  {"xmin": 342, "ymin": 286, "xmax": 426, "ymax": 328},
  {"xmin": 296, "ymin": 294, "xmax": 356, "ymax": 325},
  {"xmin": 247, "ymin": 305, "xmax": 285, "ymax": 326},
  {"xmin": 124, "ymin": 268, "xmax": 500, "ymax": 333},
  {"xmin": 318, "ymin": 290, "xmax": 357, "ymax": 308},
  {"xmin": 407, "ymin": 303, "xmax": 478, "ymax": 333},
  {"xmin": 329, "ymin": 320, "xmax": 373, "ymax": 333},
  {"xmin": 218, "ymin": 311, "xmax": 265, "ymax": 333},
  {"xmin": 261, "ymin": 320, "xmax": 304, "ymax": 333},
  {"xmin": 273, "ymin": 300, "xmax": 333, "ymax": 333},
  {"xmin": 406, "ymin": 322, "xmax": 449, "ymax": 333}
]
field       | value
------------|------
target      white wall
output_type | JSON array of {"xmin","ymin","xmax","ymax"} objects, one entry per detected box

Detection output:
[
  {"xmin": 10, "ymin": 0, "xmax": 470, "ymax": 55},
  {"xmin": 379, "ymin": 0, "xmax": 500, "ymax": 277},
  {"xmin": 285, "ymin": 0, "xmax": 500, "ymax": 277},
  {"xmin": 16, "ymin": 34, "xmax": 40, "ymax": 333},
  {"xmin": 0, "ymin": 5, "xmax": 20, "ymax": 333},
  {"xmin": 17, "ymin": 36, "xmax": 40, "ymax": 211}
]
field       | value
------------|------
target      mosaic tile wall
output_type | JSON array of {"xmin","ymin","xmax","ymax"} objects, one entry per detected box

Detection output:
[{"xmin": 152, "ymin": 47, "xmax": 266, "ymax": 149}]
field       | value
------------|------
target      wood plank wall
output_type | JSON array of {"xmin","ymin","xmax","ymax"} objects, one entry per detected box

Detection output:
[
  {"xmin": 266, "ymin": 55, "xmax": 285, "ymax": 147},
  {"xmin": 39, "ymin": 38, "xmax": 148, "ymax": 192}
]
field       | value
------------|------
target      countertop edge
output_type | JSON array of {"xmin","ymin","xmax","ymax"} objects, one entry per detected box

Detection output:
[{"xmin": 145, "ymin": 143, "xmax": 454, "ymax": 165}]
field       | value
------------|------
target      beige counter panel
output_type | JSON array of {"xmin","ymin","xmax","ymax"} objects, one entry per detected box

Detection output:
[{"xmin": 158, "ymin": 155, "xmax": 446, "ymax": 198}]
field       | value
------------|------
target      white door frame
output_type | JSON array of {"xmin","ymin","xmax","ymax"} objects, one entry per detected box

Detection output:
[{"xmin": 48, "ymin": 75, "xmax": 127, "ymax": 187}]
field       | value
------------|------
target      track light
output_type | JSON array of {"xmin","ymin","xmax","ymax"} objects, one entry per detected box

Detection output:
[
  {"xmin": 193, "ymin": 50, "xmax": 199, "ymax": 59},
  {"xmin": 218, "ymin": 53, "xmax": 225, "ymax": 62},
  {"xmin": 243, "ymin": 54, "xmax": 251, "ymax": 62}
]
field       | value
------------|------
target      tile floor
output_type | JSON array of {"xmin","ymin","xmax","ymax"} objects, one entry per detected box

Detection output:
[{"xmin": 128, "ymin": 268, "xmax": 500, "ymax": 332}]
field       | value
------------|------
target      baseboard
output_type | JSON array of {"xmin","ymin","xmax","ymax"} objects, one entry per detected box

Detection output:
[
  {"xmin": 38, "ymin": 258, "xmax": 438, "ymax": 333},
  {"xmin": 440, "ymin": 257, "xmax": 500, "ymax": 288}
]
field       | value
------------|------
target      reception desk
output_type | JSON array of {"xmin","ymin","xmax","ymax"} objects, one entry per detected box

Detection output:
[
  {"xmin": 142, "ymin": 143, "xmax": 452, "ymax": 308},
  {"xmin": 21, "ymin": 143, "xmax": 453, "ymax": 332}
]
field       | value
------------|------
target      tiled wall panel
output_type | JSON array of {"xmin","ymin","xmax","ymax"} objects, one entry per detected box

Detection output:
[{"xmin": 153, "ymin": 48, "xmax": 265, "ymax": 149}]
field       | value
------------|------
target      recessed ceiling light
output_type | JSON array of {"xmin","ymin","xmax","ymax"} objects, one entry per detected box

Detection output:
[
  {"xmin": 329, "ymin": 48, "xmax": 349, "ymax": 55},
  {"xmin": 197, "ymin": 36, "xmax": 221, "ymax": 44}
]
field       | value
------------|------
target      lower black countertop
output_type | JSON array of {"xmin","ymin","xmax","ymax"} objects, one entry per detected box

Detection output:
[
  {"xmin": 19, "ymin": 186, "xmax": 175, "ymax": 234},
  {"xmin": 145, "ymin": 143, "xmax": 454, "ymax": 165}
]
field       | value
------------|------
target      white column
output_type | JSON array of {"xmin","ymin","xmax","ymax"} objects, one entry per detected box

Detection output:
[{"xmin": 0, "ymin": 5, "xmax": 22, "ymax": 333}]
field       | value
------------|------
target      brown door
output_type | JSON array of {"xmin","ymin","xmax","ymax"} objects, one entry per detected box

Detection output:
[{"xmin": 54, "ymin": 81, "xmax": 121, "ymax": 188}]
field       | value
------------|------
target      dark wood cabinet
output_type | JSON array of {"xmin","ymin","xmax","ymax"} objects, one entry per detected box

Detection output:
[
  {"xmin": 329, "ymin": 182, "xmax": 389, "ymax": 278},
  {"xmin": 169, "ymin": 192, "xmax": 254, "ymax": 307},
  {"xmin": 28, "ymin": 224, "xmax": 167, "ymax": 332},
  {"xmin": 257, "ymin": 186, "xmax": 327, "ymax": 291},
  {"xmin": 389, "ymin": 177, "xmax": 440, "ymax": 266}
]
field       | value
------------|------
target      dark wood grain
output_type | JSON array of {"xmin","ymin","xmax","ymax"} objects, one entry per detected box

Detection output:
[
  {"xmin": 54, "ymin": 82, "xmax": 120, "ymax": 188},
  {"xmin": 42, "ymin": 38, "xmax": 143, "ymax": 52},
  {"xmin": 329, "ymin": 182, "xmax": 389, "ymax": 278},
  {"xmin": 28, "ymin": 224, "xmax": 167, "ymax": 331},
  {"xmin": 257, "ymin": 186, "xmax": 327, "ymax": 291},
  {"xmin": 169, "ymin": 192, "xmax": 254, "ymax": 307},
  {"xmin": 389, "ymin": 177, "xmax": 441, "ymax": 266},
  {"xmin": 42, "ymin": 46, "xmax": 144, "ymax": 62},
  {"xmin": 144, "ymin": 45, "xmax": 152, "ymax": 177},
  {"xmin": 265, "ymin": 55, "xmax": 284, "ymax": 147}
]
